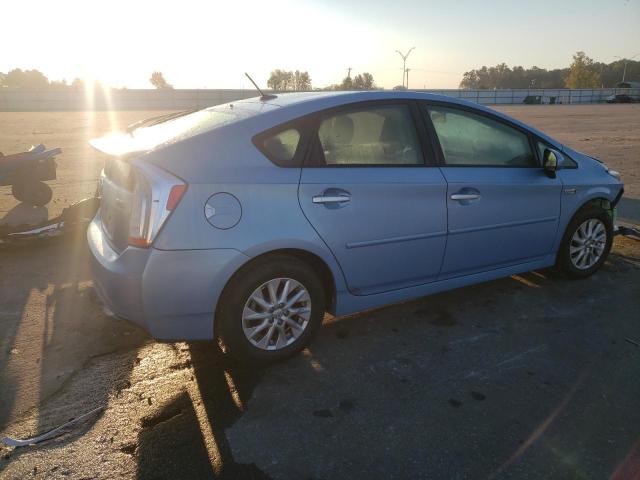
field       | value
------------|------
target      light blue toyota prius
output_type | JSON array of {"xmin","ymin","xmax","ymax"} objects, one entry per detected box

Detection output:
[{"xmin": 88, "ymin": 91, "xmax": 624, "ymax": 363}]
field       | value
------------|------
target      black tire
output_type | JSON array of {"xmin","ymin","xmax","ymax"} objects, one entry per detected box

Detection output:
[
  {"xmin": 12, "ymin": 181, "xmax": 52, "ymax": 206},
  {"xmin": 555, "ymin": 204, "xmax": 613, "ymax": 278},
  {"xmin": 11, "ymin": 182, "xmax": 27, "ymax": 203},
  {"xmin": 217, "ymin": 254, "xmax": 326, "ymax": 364}
]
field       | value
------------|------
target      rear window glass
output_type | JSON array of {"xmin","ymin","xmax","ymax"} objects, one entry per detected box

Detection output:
[
  {"xmin": 255, "ymin": 127, "xmax": 303, "ymax": 167},
  {"xmin": 132, "ymin": 109, "xmax": 237, "ymax": 146},
  {"xmin": 260, "ymin": 129, "xmax": 301, "ymax": 165}
]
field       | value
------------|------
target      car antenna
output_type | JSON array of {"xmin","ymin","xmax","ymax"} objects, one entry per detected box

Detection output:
[{"xmin": 245, "ymin": 73, "xmax": 277, "ymax": 101}]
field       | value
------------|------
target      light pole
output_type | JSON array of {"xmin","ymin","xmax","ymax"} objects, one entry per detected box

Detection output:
[
  {"xmin": 614, "ymin": 53, "xmax": 640, "ymax": 83},
  {"xmin": 396, "ymin": 47, "xmax": 415, "ymax": 88},
  {"xmin": 405, "ymin": 68, "xmax": 411, "ymax": 89}
]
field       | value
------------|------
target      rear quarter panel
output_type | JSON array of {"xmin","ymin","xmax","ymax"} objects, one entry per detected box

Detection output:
[{"xmin": 149, "ymin": 122, "xmax": 349, "ymax": 307}]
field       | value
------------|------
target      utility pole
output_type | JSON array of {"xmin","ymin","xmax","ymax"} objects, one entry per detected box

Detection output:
[
  {"xmin": 614, "ymin": 53, "xmax": 639, "ymax": 83},
  {"xmin": 405, "ymin": 68, "xmax": 410, "ymax": 89},
  {"xmin": 395, "ymin": 47, "xmax": 415, "ymax": 87}
]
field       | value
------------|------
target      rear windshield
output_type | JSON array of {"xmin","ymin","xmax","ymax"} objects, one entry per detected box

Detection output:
[
  {"xmin": 131, "ymin": 109, "xmax": 238, "ymax": 146},
  {"xmin": 91, "ymin": 102, "xmax": 275, "ymax": 156}
]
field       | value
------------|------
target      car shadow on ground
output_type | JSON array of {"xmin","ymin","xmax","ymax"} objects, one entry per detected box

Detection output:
[
  {"xmin": 0, "ymin": 230, "xmax": 147, "ymax": 433},
  {"xmin": 1, "ymin": 239, "xmax": 638, "ymax": 479},
  {"xmin": 134, "ymin": 344, "xmax": 269, "ymax": 479}
]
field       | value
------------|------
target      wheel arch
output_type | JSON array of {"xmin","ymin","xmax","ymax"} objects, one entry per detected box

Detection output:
[
  {"xmin": 214, "ymin": 247, "xmax": 339, "ymax": 337},
  {"xmin": 554, "ymin": 195, "xmax": 615, "ymax": 261}
]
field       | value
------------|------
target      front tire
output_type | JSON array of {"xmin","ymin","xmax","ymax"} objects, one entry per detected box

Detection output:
[
  {"xmin": 556, "ymin": 204, "xmax": 613, "ymax": 278},
  {"xmin": 217, "ymin": 254, "xmax": 326, "ymax": 364}
]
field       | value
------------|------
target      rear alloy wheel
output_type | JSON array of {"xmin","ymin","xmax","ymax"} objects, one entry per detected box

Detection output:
[
  {"xmin": 218, "ymin": 254, "xmax": 325, "ymax": 364},
  {"xmin": 242, "ymin": 278, "xmax": 312, "ymax": 351},
  {"xmin": 556, "ymin": 204, "xmax": 613, "ymax": 278}
]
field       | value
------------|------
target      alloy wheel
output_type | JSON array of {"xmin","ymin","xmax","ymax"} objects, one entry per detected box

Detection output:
[
  {"xmin": 569, "ymin": 218, "xmax": 607, "ymax": 270},
  {"xmin": 241, "ymin": 278, "xmax": 312, "ymax": 351}
]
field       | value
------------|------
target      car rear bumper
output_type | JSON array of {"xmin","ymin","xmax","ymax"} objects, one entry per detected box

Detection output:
[{"xmin": 87, "ymin": 214, "xmax": 250, "ymax": 340}]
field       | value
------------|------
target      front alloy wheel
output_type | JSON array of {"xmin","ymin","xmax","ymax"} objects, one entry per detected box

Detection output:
[
  {"xmin": 556, "ymin": 204, "xmax": 613, "ymax": 279},
  {"xmin": 569, "ymin": 219, "xmax": 607, "ymax": 270}
]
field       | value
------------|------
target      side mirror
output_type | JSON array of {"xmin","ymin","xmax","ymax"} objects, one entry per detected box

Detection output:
[{"xmin": 542, "ymin": 148, "xmax": 564, "ymax": 178}]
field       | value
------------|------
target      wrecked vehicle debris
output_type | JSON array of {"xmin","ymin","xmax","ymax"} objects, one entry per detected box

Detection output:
[
  {"xmin": 0, "ymin": 144, "xmax": 60, "ymax": 207},
  {"xmin": 1, "ymin": 406, "xmax": 104, "ymax": 447},
  {"xmin": 0, "ymin": 197, "xmax": 100, "ymax": 247}
]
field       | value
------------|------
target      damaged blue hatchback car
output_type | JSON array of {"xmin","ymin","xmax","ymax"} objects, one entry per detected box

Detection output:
[{"xmin": 88, "ymin": 91, "xmax": 624, "ymax": 363}]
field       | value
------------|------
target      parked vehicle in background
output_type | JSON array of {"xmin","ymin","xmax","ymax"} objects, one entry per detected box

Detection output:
[
  {"xmin": 606, "ymin": 94, "xmax": 636, "ymax": 103},
  {"xmin": 606, "ymin": 81, "xmax": 640, "ymax": 103},
  {"xmin": 88, "ymin": 91, "xmax": 624, "ymax": 363}
]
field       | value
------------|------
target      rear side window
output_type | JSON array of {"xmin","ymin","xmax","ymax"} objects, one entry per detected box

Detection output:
[
  {"xmin": 255, "ymin": 127, "xmax": 302, "ymax": 167},
  {"xmin": 426, "ymin": 106, "xmax": 536, "ymax": 167},
  {"xmin": 315, "ymin": 104, "xmax": 423, "ymax": 166}
]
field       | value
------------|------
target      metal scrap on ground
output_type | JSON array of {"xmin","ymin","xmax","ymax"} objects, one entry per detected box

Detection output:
[{"xmin": 1, "ymin": 406, "xmax": 104, "ymax": 447}]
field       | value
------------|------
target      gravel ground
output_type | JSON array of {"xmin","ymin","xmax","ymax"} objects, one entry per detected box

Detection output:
[{"xmin": 0, "ymin": 105, "xmax": 639, "ymax": 479}]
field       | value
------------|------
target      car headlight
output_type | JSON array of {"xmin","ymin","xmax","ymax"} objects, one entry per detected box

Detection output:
[{"xmin": 595, "ymin": 157, "xmax": 622, "ymax": 180}]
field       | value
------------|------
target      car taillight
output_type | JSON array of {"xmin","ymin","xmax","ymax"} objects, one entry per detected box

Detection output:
[{"xmin": 127, "ymin": 165, "xmax": 187, "ymax": 248}]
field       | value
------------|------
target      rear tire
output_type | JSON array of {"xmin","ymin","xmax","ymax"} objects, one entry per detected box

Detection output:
[
  {"xmin": 217, "ymin": 254, "xmax": 326, "ymax": 364},
  {"xmin": 555, "ymin": 204, "xmax": 613, "ymax": 279},
  {"xmin": 12, "ymin": 181, "xmax": 52, "ymax": 206}
]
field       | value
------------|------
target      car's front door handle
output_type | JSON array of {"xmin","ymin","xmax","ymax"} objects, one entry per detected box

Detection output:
[
  {"xmin": 312, "ymin": 195, "xmax": 351, "ymax": 204},
  {"xmin": 450, "ymin": 193, "xmax": 481, "ymax": 201}
]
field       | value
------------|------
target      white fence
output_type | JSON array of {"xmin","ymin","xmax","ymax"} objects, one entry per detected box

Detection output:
[
  {"xmin": 418, "ymin": 88, "xmax": 640, "ymax": 105},
  {"xmin": 0, "ymin": 87, "xmax": 638, "ymax": 111}
]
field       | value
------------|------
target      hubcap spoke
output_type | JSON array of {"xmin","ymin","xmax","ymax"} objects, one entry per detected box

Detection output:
[
  {"xmin": 247, "ymin": 320, "xmax": 270, "ymax": 340},
  {"xmin": 285, "ymin": 289, "xmax": 308, "ymax": 308},
  {"xmin": 266, "ymin": 280, "xmax": 279, "ymax": 304},
  {"xmin": 284, "ymin": 317, "xmax": 304, "ymax": 331}
]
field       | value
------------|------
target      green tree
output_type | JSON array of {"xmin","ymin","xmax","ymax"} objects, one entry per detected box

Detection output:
[
  {"xmin": 1, "ymin": 68, "xmax": 50, "ymax": 89},
  {"xmin": 150, "ymin": 71, "xmax": 173, "ymax": 89},
  {"xmin": 353, "ymin": 72, "xmax": 376, "ymax": 90},
  {"xmin": 564, "ymin": 52, "xmax": 601, "ymax": 88},
  {"xmin": 293, "ymin": 70, "xmax": 312, "ymax": 90},
  {"xmin": 268, "ymin": 69, "xmax": 312, "ymax": 91}
]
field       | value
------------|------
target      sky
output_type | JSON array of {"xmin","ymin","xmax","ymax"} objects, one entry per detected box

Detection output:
[{"xmin": 1, "ymin": 0, "xmax": 638, "ymax": 90}]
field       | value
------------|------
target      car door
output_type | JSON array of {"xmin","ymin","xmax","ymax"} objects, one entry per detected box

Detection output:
[
  {"xmin": 298, "ymin": 101, "xmax": 448, "ymax": 296},
  {"xmin": 422, "ymin": 103, "xmax": 562, "ymax": 279}
]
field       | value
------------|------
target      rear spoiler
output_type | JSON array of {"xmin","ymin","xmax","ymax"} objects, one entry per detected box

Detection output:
[{"xmin": 89, "ymin": 134, "xmax": 149, "ymax": 158}]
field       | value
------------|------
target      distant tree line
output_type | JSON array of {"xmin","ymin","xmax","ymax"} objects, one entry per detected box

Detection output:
[
  {"xmin": 460, "ymin": 52, "xmax": 640, "ymax": 89},
  {"xmin": 266, "ymin": 69, "xmax": 377, "ymax": 91},
  {"xmin": 324, "ymin": 72, "xmax": 376, "ymax": 91},
  {"xmin": 0, "ymin": 69, "xmax": 175, "ymax": 90},
  {"xmin": 0, "ymin": 68, "xmax": 87, "ymax": 89}
]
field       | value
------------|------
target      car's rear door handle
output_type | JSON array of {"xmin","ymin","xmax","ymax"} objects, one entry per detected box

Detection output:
[
  {"xmin": 312, "ymin": 194, "xmax": 351, "ymax": 204},
  {"xmin": 450, "ymin": 193, "xmax": 481, "ymax": 201}
]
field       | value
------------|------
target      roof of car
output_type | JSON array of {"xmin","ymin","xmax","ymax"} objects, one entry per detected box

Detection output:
[{"xmin": 234, "ymin": 90, "xmax": 467, "ymax": 108}]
